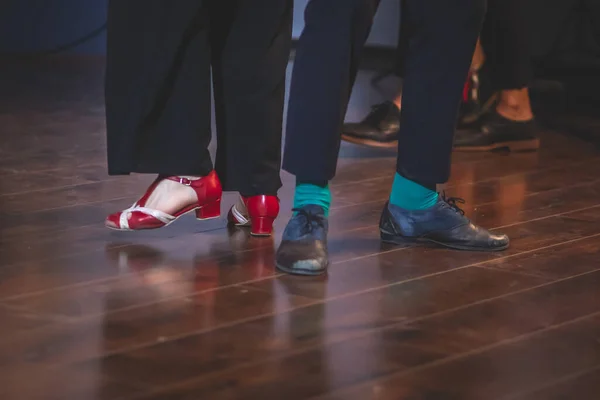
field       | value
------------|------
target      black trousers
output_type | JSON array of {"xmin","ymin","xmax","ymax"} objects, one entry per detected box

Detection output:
[
  {"xmin": 283, "ymin": 0, "xmax": 485, "ymax": 186},
  {"xmin": 393, "ymin": 0, "xmax": 532, "ymax": 91},
  {"xmin": 480, "ymin": 0, "xmax": 533, "ymax": 90},
  {"xmin": 105, "ymin": 0, "xmax": 293, "ymax": 196}
]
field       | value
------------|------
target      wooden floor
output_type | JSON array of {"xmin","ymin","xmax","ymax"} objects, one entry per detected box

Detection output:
[{"xmin": 1, "ymin": 56, "xmax": 600, "ymax": 400}]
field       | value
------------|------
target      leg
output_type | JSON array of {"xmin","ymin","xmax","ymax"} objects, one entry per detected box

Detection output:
[
  {"xmin": 282, "ymin": 0, "xmax": 380, "ymax": 182},
  {"xmin": 456, "ymin": 37, "xmax": 497, "ymax": 129},
  {"xmin": 276, "ymin": 0, "xmax": 380, "ymax": 275},
  {"xmin": 340, "ymin": 4, "xmax": 409, "ymax": 148},
  {"xmin": 105, "ymin": 0, "xmax": 213, "ymax": 176},
  {"xmin": 481, "ymin": 0, "xmax": 532, "ymax": 98},
  {"xmin": 483, "ymin": 0, "xmax": 534, "ymax": 121},
  {"xmin": 104, "ymin": 0, "xmax": 222, "ymax": 231},
  {"xmin": 471, "ymin": 39, "xmax": 486, "ymax": 71},
  {"xmin": 379, "ymin": 0, "xmax": 509, "ymax": 252},
  {"xmin": 208, "ymin": 0, "xmax": 293, "ymax": 196},
  {"xmin": 455, "ymin": 0, "xmax": 540, "ymax": 152},
  {"xmin": 396, "ymin": 0, "xmax": 485, "ymax": 185},
  {"xmin": 207, "ymin": 0, "xmax": 293, "ymax": 236},
  {"xmin": 340, "ymin": 9, "xmax": 486, "ymax": 148}
]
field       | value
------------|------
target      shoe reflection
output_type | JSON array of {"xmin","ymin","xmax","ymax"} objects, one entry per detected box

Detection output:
[
  {"xmin": 97, "ymin": 229, "xmax": 303, "ymax": 396},
  {"xmin": 445, "ymin": 151, "xmax": 534, "ymax": 227},
  {"xmin": 103, "ymin": 227, "xmax": 277, "ymax": 306}
]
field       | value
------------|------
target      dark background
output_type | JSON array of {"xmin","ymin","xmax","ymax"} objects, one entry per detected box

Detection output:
[
  {"xmin": 1, "ymin": 0, "xmax": 598, "ymax": 69},
  {"xmin": 0, "ymin": 0, "xmax": 598, "ymax": 143},
  {"xmin": 1, "ymin": 0, "xmax": 598, "ymax": 107}
]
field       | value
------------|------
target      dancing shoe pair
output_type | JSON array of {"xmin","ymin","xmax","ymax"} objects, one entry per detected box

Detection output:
[
  {"xmin": 105, "ymin": 170, "xmax": 279, "ymax": 236},
  {"xmin": 106, "ymin": 172, "xmax": 510, "ymax": 278},
  {"xmin": 342, "ymin": 70, "xmax": 539, "ymax": 153},
  {"xmin": 275, "ymin": 197, "xmax": 510, "ymax": 276}
]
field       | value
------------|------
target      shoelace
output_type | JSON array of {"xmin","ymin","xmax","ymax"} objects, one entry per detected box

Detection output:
[
  {"xmin": 292, "ymin": 208, "xmax": 326, "ymax": 234},
  {"xmin": 440, "ymin": 192, "xmax": 466, "ymax": 216}
]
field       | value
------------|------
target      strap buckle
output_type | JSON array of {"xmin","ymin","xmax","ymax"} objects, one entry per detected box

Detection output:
[{"xmin": 178, "ymin": 177, "xmax": 192, "ymax": 186}]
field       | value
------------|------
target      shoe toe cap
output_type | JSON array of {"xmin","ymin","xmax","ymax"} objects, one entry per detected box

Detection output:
[
  {"xmin": 290, "ymin": 257, "xmax": 328, "ymax": 273},
  {"xmin": 105, "ymin": 212, "xmax": 122, "ymax": 229},
  {"xmin": 276, "ymin": 240, "xmax": 328, "ymax": 275},
  {"xmin": 488, "ymin": 233, "xmax": 510, "ymax": 249}
]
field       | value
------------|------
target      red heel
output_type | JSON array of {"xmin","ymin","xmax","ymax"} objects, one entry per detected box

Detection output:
[
  {"xmin": 105, "ymin": 170, "xmax": 222, "ymax": 231},
  {"xmin": 227, "ymin": 195, "xmax": 279, "ymax": 237},
  {"xmin": 250, "ymin": 216, "xmax": 275, "ymax": 237},
  {"xmin": 196, "ymin": 198, "xmax": 221, "ymax": 220}
]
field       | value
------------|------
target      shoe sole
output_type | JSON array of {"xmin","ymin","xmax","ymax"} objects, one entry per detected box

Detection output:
[
  {"xmin": 341, "ymin": 134, "xmax": 398, "ymax": 148},
  {"xmin": 342, "ymin": 135, "xmax": 539, "ymax": 153},
  {"xmin": 105, "ymin": 207, "xmax": 220, "ymax": 232},
  {"xmin": 453, "ymin": 138, "xmax": 540, "ymax": 153},
  {"xmin": 381, "ymin": 232, "xmax": 509, "ymax": 252},
  {"xmin": 275, "ymin": 262, "xmax": 328, "ymax": 276}
]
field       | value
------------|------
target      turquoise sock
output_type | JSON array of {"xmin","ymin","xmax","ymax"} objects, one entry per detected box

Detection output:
[
  {"xmin": 293, "ymin": 181, "xmax": 331, "ymax": 216},
  {"xmin": 389, "ymin": 173, "xmax": 438, "ymax": 210}
]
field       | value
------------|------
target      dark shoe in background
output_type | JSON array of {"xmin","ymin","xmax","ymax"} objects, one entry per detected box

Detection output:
[
  {"xmin": 275, "ymin": 205, "xmax": 329, "ymax": 276},
  {"xmin": 457, "ymin": 68, "xmax": 497, "ymax": 130},
  {"xmin": 341, "ymin": 69, "xmax": 496, "ymax": 149},
  {"xmin": 342, "ymin": 101, "xmax": 400, "ymax": 148},
  {"xmin": 379, "ymin": 196, "xmax": 509, "ymax": 252},
  {"xmin": 454, "ymin": 110, "xmax": 540, "ymax": 152}
]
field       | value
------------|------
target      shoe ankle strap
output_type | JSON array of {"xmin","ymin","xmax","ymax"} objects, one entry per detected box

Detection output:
[
  {"xmin": 164, "ymin": 170, "xmax": 219, "ymax": 188},
  {"xmin": 165, "ymin": 176, "xmax": 202, "ymax": 187},
  {"xmin": 171, "ymin": 177, "xmax": 192, "ymax": 186}
]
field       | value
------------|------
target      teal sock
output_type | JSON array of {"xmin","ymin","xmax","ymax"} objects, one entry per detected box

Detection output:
[
  {"xmin": 389, "ymin": 173, "xmax": 438, "ymax": 210},
  {"xmin": 293, "ymin": 181, "xmax": 331, "ymax": 216}
]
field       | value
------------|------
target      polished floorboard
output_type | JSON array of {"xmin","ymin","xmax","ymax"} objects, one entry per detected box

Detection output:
[{"xmin": 1, "ymin": 56, "xmax": 600, "ymax": 400}]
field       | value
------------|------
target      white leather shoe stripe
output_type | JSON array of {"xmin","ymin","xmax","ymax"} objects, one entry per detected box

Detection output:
[
  {"xmin": 117, "ymin": 204, "xmax": 175, "ymax": 229},
  {"xmin": 231, "ymin": 204, "xmax": 250, "ymax": 225}
]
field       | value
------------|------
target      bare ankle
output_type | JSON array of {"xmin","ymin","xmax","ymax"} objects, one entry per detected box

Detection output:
[{"xmin": 497, "ymin": 89, "xmax": 534, "ymax": 121}]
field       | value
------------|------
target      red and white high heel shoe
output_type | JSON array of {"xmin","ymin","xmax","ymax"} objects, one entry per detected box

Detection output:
[
  {"xmin": 227, "ymin": 195, "xmax": 279, "ymax": 237},
  {"xmin": 106, "ymin": 170, "xmax": 222, "ymax": 231}
]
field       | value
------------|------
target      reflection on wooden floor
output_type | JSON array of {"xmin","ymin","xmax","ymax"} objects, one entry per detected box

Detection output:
[{"xmin": 1, "ymin": 56, "xmax": 600, "ymax": 400}]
